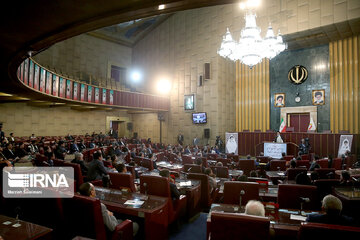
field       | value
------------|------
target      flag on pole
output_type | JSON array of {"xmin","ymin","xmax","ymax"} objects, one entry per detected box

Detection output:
[
  {"xmin": 308, "ymin": 117, "xmax": 316, "ymax": 131},
  {"xmin": 279, "ymin": 117, "xmax": 286, "ymax": 133}
]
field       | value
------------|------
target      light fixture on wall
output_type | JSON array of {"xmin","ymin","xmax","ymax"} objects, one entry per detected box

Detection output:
[{"xmin": 217, "ymin": 6, "xmax": 287, "ymax": 68}]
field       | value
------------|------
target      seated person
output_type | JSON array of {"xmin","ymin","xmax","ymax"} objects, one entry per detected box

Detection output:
[
  {"xmin": 249, "ymin": 170, "xmax": 258, "ymax": 178},
  {"xmin": 285, "ymin": 159, "xmax": 297, "ymax": 176},
  {"xmin": 309, "ymin": 155, "xmax": 321, "ymax": 171},
  {"xmin": 195, "ymin": 158, "xmax": 205, "ymax": 173},
  {"xmin": 71, "ymin": 152, "xmax": 88, "ymax": 175},
  {"xmin": 295, "ymin": 172, "xmax": 311, "ymax": 185},
  {"xmin": 245, "ymin": 200, "xmax": 265, "ymax": 217},
  {"xmin": 115, "ymin": 163, "xmax": 127, "ymax": 174},
  {"xmin": 204, "ymin": 168, "xmax": 217, "ymax": 193},
  {"xmin": 339, "ymin": 171, "xmax": 352, "ymax": 186},
  {"xmin": 55, "ymin": 141, "xmax": 67, "ymax": 160},
  {"xmin": 87, "ymin": 152, "xmax": 108, "ymax": 181},
  {"xmin": 215, "ymin": 161, "xmax": 223, "ymax": 167},
  {"xmin": 310, "ymin": 172, "xmax": 319, "ymax": 184},
  {"xmin": 237, "ymin": 175, "xmax": 248, "ymax": 182},
  {"xmin": 306, "ymin": 194, "xmax": 354, "ymax": 226},
  {"xmin": 159, "ymin": 169, "xmax": 180, "ymax": 201},
  {"xmin": 78, "ymin": 182, "xmax": 138, "ymax": 236}
]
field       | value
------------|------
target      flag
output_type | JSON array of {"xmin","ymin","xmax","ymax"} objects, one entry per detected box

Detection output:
[
  {"xmin": 308, "ymin": 117, "xmax": 316, "ymax": 131},
  {"xmin": 279, "ymin": 117, "xmax": 286, "ymax": 133}
]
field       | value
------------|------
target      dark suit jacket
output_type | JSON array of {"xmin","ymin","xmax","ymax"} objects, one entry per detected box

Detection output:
[
  {"xmin": 87, "ymin": 159, "xmax": 108, "ymax": 181},
  {"xmin": 71, "ymin": 159, "xmax": 88, "ymax": 175},
  {"xmin": 170, "ymin": 182, "xmax": 180, "ymax": 200},
  {"xmin": 78, "ymin": 143, "xmax": 86, "ymax": 152},
  {"xmin": 3, "ymin": 148, "xmax": 16, "ymax": 159},
  {"xmin": 307, "ymin": 213, "xmax": 354, "ymax": 226}
]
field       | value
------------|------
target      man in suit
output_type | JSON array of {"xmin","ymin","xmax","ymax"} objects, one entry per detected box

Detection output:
[
  {"xmin": 55, "ymin": 141, "xmax": 67, "ymax": 160},
  {"xmin": 178, "ymin": 133, "xmax": 184, "ymax": 145},
  {"xmin": 306, "ymin": 194, "xmax": 354, "ymax": 226},
  {"xmin": 3, "ymin": 143, "xmax": 18, "ymax": 162},
  {"xmin": 159, "ymin": 169, "xmax": 180, "ymax": 201},
  {"xmin": 78, "ymin": 182, "xmax": 138, "ymax": 236},
  {"xmin": 87, "ymin": 152, "xmax": 108, "ymax": 181},
  {"xmin": 0, "ymin": 126, "xmax": 5, "ymax": 141},
  {"xmin": 78, "ymin": 139, "xmax": 87, "ymax": 152},
  {"xmin": 71, "ymin": 152, "xmax": 88, "ymax": 175},
  {"xmin": 193, "ymin": 136, "xmax": 199, "ymax": 146}
]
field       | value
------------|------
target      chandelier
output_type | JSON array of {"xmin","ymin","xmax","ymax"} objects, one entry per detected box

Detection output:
[{"xmin": 217, "ymin": 12, "xmax": 287, "ymax": 68}]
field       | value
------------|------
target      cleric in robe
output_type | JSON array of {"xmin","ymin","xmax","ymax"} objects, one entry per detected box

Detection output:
[
  {"xmin": 338, "ymin": 139, "xmax": 351, "ymax": 156},
  {"xmin": 226, "ymin": 135, "xmax": 237, "ymax": 154}
]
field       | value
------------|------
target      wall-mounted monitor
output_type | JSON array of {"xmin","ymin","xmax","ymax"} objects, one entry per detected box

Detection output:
[
  {"xmin": 192, "ymin": 112, "xmax": 207, "ymax": 124},
  {"xmin": 184, "ymin": 94, "xmax": 194, "ymax": 110}
]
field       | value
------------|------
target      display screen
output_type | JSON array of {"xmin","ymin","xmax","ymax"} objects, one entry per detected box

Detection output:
[{"xmin": 192, "ymin": 112, "xmax": 207, "ymax": 124}]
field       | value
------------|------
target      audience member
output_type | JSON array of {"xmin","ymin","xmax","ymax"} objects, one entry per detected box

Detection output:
[
  {"xmin": 87, "ymin": 152, "xmax": 108, "ymax": 181},
  {"xmin": 309, "ymin": 155, "xmax": 320, "ymax": 171},
  {"xmin": 204, "ymin": 168, "xmax": 217, "ymax": 192},
  {"xmin": 339, "ymin": 171, "xmax": 352, "ymax": 186},
  {"xmin": 115, "ymin": 163, "xmax": 127, "ymax": 173},
  {"xmin": 159, "ymin": 169, "xmax": 180, "ymax": 200},
  {"xmin": 78, "ymin": 182, "xmax": 138, "ymax": 235},
  {"xmin": 71, "ymin": 152, "xmax": 88, "ymax": 175},
  {"xmin": 249, "ymin": 170, "xmax": 258, "ymax": 178},
  {"xmin": 55, "ymin": 141, "xmax": 67, "ymax": 160},
  {"xmin": 306, "ymin": 194, "xmax": 354, "ymax": 226},
  {"xmin": 295, "ymin": 172, "xmax": 311, "ymax": 185},
  {"xmin": 237, "ymin": 175, "xmax": 248, "ymax": 182},
  {"xmin": 245, "ymin": 200, "xmax": 265, "ymax": 217}
]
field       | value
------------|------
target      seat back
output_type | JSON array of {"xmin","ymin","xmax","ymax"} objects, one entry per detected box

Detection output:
[
  {"xmin": 223, "ymin": 181, "xmax": 260, "ymax": 205},
  {"xmin": 188, "ymin": 173, "xmax": 211, "ymax": 208},
  {"xmin": 207, "ymin": 154, "xmax": 218, "ymax": 160},
  {"xmin": 278, "ymin": 184, "xmax": 319, "ymax": 210},
  {"xmin": 270, "ymin": 160, "xmax": 286, "ymax": 171},
  {"xmin": 182, "ymin": 155, "xmax": 194, "ymax": 165},
  {"xmin": 210, "ymin": 212, "xmax": 270, "ymax": 240},
  {"xmin": 332, "ymin": 158, "xmax": 342, "ymax": 170},
  {"xmin": 301, "ymin": 154, "xmax": 310, "ymax": 160},
  {"xmin": 314, "ymin": 179, "xmax": 340, "ymax": 199},
  {"xmin": 210, "ymin": 166, "xmax": 229, "ymax": 178},
  {"xmin": 63, "ymin": 194, "xmax": 107, "ymax": 240},
  {"xmin": 317, "ymin": 159, "xmax": 329, "ymax": 168},
  {"xmin": 227, "ymin": 154, "xmax": 239, "ymax": 162},
  {"xmin": 296, "ymin": 160, "xmax": 310, "ymax": 169},
  {"xmin": 298, "ymin": 222, "xmax": 360, "ymax": 240},
  {"xmin": 109, "ymin": 172, "xmax": 136, "ymax": 192},
  {"xmin": 315, "ymin": 168, "xmax": 336, "ymax": 179},
  {"xmin": 216, "ymin": 158, "xmax": 232, "ymax": 166},
  {"xmin": 140, "ymin": 158, "xmax": 154, "ymax": 171},
  {"xmin": 257, "ymin": 156, "xmax": 269, "ymax": 163},
  {"xmin": 184, "ymin": 164, "xmax": 202, "ymax": 173},
  {"xmin": 62, "ymin": 161, "xmax": 84, "ymax": 190},
  {"xmin": 284, "ymin": 155, "xmax": 294, "ymax": 161},
  {"xmin": 287, "ymin": 168, "xmax": 307, "ymax": 180},
  {"xmin": 237, "ymin": 160, "xmax": 256, "ymax": 176}
]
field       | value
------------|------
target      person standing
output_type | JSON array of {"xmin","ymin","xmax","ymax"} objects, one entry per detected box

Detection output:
[{"xmin": 273, "ymin": 131, "xmax": 284, "ymax": 143}]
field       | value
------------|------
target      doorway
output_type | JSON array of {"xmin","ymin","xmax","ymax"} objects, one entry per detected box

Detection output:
[
  {"xmin": 288, "ymin": 113, "xmax": 310, "ymax": 132},
  {"xmin": 110, "ymin": 121, "xmax": 126, "ymax": 138}
]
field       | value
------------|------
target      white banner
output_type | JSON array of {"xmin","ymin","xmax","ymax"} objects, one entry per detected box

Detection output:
[
  {"xmin": 264, "ymin": 142, "xmax": 287, "ymax": 159},
  {"xmin": 225, "ymin": 132, "xmax": 238, "ymax": 155},
  {"xmin": 338, "ymin": 135, "xmax": 353, "ymax": 157}
]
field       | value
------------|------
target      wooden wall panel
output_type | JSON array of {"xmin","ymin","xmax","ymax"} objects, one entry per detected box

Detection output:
[
  {"xmin": 329, "ymin": 36, "xmax": 360, "ymax": 134},
  {"xmin": 236, "ymin": 60, "xmax": 270, "ymax": 132}
]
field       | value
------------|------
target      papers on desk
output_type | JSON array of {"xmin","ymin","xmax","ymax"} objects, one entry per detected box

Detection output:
[
  {"xmin": 179, "ymin": 181, "xmax": 192, "ymax": 187},
  {"xmin": 290, "ymin": 214, "xmax": 307, "ymax": 221},
  {"xmin": 124, "ymin": 200, "xmax": 144, "ymax": 206},
  {"xmin": 277, "ymin": 172, "xmax": 285, "ymax": 176}
]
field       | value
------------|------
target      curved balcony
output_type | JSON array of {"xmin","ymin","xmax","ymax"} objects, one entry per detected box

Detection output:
[{"xmin": 17, "ymin": 58, "xmax": 170, "ymax": 111}]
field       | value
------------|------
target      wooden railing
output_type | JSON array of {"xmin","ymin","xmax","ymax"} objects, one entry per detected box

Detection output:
[{"xmin": 17, "ymin": 58, "xmax": 170, "ymax": 111}]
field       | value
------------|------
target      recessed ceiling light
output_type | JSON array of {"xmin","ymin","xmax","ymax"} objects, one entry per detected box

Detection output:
[{"xmin": 158, "ymin": 4, "xmax": 165, "ymax": 10}]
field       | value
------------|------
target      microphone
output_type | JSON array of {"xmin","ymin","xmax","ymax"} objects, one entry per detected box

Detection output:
[
  {"xmin": 299, "ymin": 197, "xmax": 310, "ymax": 215},
  {"xmin": 143, "ymin": 182, "xmax": 148, "ymax": 195},
  {"xmin": 239, "ymin": 190, "xmax": 245, "ymax": 208},
  {"xmin": 352, "ymin": 177, "xmax": 359, "ymax": 182}
]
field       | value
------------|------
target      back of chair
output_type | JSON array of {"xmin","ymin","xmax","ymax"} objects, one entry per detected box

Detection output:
[
  {"xmin": 217, "ymin": 158, "xmax": 232, "ymax": 166},
  {"xmin": 140, "ymin": 158, "xmax": 154, "ymax": 171},
  {"xmin": 314, "ymin": 179, "xmax": 340, "ymax": 199},
  {"xmin": 227, "ymin": 154, "xmax": 239, "ymax": 162},
  {"xmin": 301, "ymin": 154, "xmax": 310, "ymax": 160},
  {"xmin": 184, "ymin": 164, "xmax": 202, "ymax": 173},
  {"xmin": 62, "ymin": 161, "xmax": 83, "ymax": 190},
  {"xmin": 223, "ymin": 181, "xmax": 260, "ymax": 205},
  {"xmin": 270, "ymin": 160, "xmax": 286, "ymax": 171},
  {"xmin": 257, "ymin": 156, "xmax": 269, "ymax": 164},
  {"xmin": 210, "ymin": 212, "xmax": 270, "ymax": 240},
  {"xmin": 182, "ymin": 155, "xmax": 194, "ymax": 165},
  {"xmin": 188, "ymin": 173, "xmax": 211, "ymax": 208},
  {"xmin": 298, "ymin": 222, "xmax": 360, "ymax": 240},
  {"xmin": 284, "ymin": 155, "xmax": 294, "ymax": 161},
  {"xmin": 287, "ymin": 168, "xmax": 307, "ymax": 180},
  {"xmin": 139, "ymin": 175, "xmax": 170, "ymax": 198},
  {"xmin": 315, "ymin": 168, "xmax": 336, "ymax": 179},
  {"xmin": 296, "ymin": 160, "xmax": 310, "ymax": 169},
  {"xmin": 332, "ymin": 158, "xmax": 342, "ymax": 170},
  {"xmin": 63, "ymin": 195, "xmax": 107, "ymax": 240},
  {"xmin": 207, "ymin": 154, "xmax": 218, "ymax": 160},
  {"xmin": 278, "ymin": 184, "xmax": 319, "ymax": 210},
  {"xmin": 317, "ymin": 159, "xmax": 329, "ymax": 168},
  {"xmin": 210, "ymin": 166, "xmax": 229, "ymax": 178},
  {"xmin": 238, "ymin": 160, "xmax": 256, "ymax": 176},
  {"xmin": 109, "ymin": 172, "xmax": 136, "ymax": 192}
]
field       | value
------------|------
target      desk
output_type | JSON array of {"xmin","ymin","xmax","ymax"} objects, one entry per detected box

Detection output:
[
  {"xmin": 333, "ymin": 186, "xmax": 360, "ymax": 220},
  {"xmin": 95, "ymin": 186, "xmax": 168, "ymax": 240},
  {"xmin": 175, "ymin": 179, "xmax": 201, "ymax": 218},
  {"xmin": 207, "ymin": 203, "xmax": 321, "ymax": 239},
  {"xmin": 0, "ymin": 215, "xmax": 52, "ymax": 240},
  {"xmin": 157, "ymin": 161, "xmax": 183, "ymax": 172},
  {"xmin": 266, "ymin": 171, "xmax": 286, "ymax": 183}
]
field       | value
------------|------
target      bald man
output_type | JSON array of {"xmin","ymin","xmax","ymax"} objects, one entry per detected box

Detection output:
[{"xmin": 245, "ymin": 200, "xmax": 265, "ymax": 217}]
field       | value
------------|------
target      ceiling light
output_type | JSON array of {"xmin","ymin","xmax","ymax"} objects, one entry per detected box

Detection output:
[
  {"xmin": 158, "ymin": 4, "xmax": 165, "ymax": 10},
  {"xmin": 131, "ymin": 71, "xmax": 142, "ymax": 82},
  {"xmin": 157, "ymin": 79, "xmax": 171, "ymax": 94}
]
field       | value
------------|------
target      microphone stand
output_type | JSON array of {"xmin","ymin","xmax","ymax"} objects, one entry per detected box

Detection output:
[{"xmin": 239, "ymin": 190, "xmax": 245, "ymax": 210}]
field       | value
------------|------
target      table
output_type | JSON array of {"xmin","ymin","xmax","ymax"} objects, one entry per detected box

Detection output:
[
  {"xmin": 0, "ymin": 215, "xmax": 52, "ymax": 240},
  {"xmin": 157, "ymin": 161, "xmax": 183, "ymax": 171},
  {"xmin": 95, "ymin": 186, "xmax": 168, "ymax": 240},
  {"xmin": 266, "ymin": 171, "xmax": 286, "ymax": 184},
  {"xmin": 333, "ymin": 186, "xmax": 360, "ymax": 220},
  {"xmin": 259, "ymin": 186, "xmax": 278, "ymax": 202},
  {"xmin": 175, "ymin": 179, "xmax": 201, "ymax": 218},
  {"xmin": 207, "ymin": 203, "xmax": 321, "ymax": 239},
  {"xmin": 228, "ymin": 169, "xmax": 243, "ymax": 178}
]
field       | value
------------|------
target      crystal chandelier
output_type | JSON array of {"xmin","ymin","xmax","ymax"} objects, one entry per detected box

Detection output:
[{"xmin": 218, "ymin": 12, "xmax": 287, "ymax": 68}]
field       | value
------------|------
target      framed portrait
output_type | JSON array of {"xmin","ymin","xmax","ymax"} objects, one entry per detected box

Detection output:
[
  {"xmin": 87, "ymin": 86, "xmax": 92, "ymax": 102},
  {"xmin": 59, "ymin": 78, "xmax": 64, "ymax": 97},
  {"xmin": 184, "ymin": 94, "xmax": 195, "ymax": 110},
  {"xmin": 73, "ymin": 82, "xmax": 78, "ymax": 100},
  {"xmin": 312, "ymin": 89, "xmax": 325, "ymax": 105},
  {"xmin": 28, "ymin": 60, "xmax": 34, "ymax": 88},
  {"xmin": 102, "ymin": 89, "xmax": 106, "ymax": 104},
  {"xmin": 109, "ymin": 90, "xmax": 114, "ymax": 105},
  {"xmin": 66, "ymin": 79, "xmax": 72, "ymax": 99},
  {"xmin": 33, "ymin": 64, "xmax": 39, "ymax": 90},
  {"xmin": 52, "ymin": 75, "xmax": 58, "ymax": 96},
  {"xmin": 45, "ymin": 71, "xmax": 52, "ymax": 94},
  {"xmin": 80, "ymin": 84, "xmax": 85, "ymax": 101},
  {"xmin": 274, "ymin": 93, "xmax": 285, "ymax": 107},
  {"xmin": 39, "ymin": 68, "xmax": 46, "ymax": 92},
  {"xmin": 23, "ymin": 58, "xmax": 29, "ymax": 84},
  {"xmin": 94, "ymin": 87, "xmax": 99, "ymax": 103}
]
